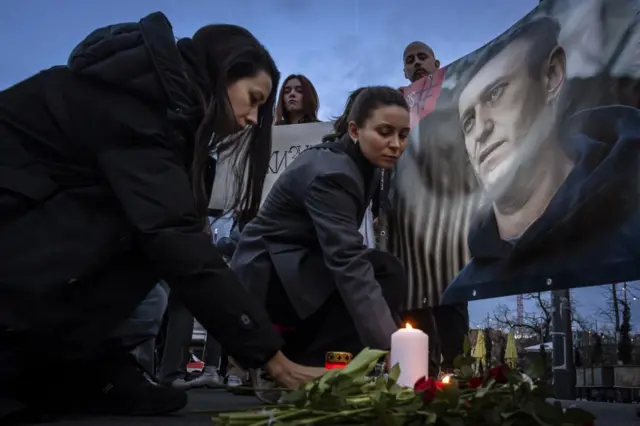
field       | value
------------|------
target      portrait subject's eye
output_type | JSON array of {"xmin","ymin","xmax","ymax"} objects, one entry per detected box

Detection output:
[
  {"xmin": 462, "ymin": 115, "xmax": 475, "ymax": 135},
  {"xmin": 488, "ymin": 83, "xmax": 506, "ymax": 103}
]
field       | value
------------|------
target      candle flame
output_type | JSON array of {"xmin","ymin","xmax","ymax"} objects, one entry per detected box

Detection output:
[
  {"xmin": 442, "ymin": 375, "xmax": 451, "ymax": 384},
  {"xmin": 405, "ymin": 322, "xmax": 413, "ymax": 330}
]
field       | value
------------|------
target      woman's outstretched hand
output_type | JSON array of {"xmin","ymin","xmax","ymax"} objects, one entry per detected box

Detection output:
[{"xmin": 264, "ymin": 351, "xmax": 326, "ymax": 389}]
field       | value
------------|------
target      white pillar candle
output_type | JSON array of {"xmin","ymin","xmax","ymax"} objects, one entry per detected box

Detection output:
[{"xmin": 390, "ymin": 323, "xmax": 429, "ymax": 388}]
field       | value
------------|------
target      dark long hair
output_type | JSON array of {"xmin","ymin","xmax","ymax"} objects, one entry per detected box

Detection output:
[
  {"xmin": 187, "ymin": 24, "xmax": 279, "ymax": 226},
  {"xmin": 322, "ymin": 86, "xmax": 407, "ymax": 141},
  {"xmin": 322, "ymin": 87, "xmax": 366, "ymax": 142},
  {"xmin": 274, "ymin": 74, "xmax": 320, "ymax": 125}
]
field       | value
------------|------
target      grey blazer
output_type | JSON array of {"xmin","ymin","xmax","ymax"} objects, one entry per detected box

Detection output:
[{"xmin": 230, "ymin": 136, "xmax": 398, "ymax": 349}]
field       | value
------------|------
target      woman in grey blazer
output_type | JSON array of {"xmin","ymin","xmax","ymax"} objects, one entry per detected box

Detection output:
[{"xmin": 231, "ymin": 86, "xmax": 410, "ymax": 366}]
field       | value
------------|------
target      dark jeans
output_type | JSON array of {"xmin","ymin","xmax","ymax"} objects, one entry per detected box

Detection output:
[
  {"xmin": 401, "ymin": 303, "xmax": 469, "ymax": 376},
  {"xmin": 112, "ymin": 283, "xmax": 168, "ymax": 375},
  {"xmin": 157, "ymin": 291, "xmax": 222, "ymax": 383},
  {"xmin": 265, "ymin": 250, "xmax": 407, "ymax": 367}
]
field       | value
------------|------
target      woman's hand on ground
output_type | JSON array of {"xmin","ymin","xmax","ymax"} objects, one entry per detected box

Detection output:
[{"xmin": 264, "ymin": 351, "xmax": 326, "ymax": 389}]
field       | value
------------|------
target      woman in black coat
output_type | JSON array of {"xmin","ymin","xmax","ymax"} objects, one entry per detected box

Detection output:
[
  {"xmin": 0, "ymin": 12, "xmax": 319, "ymax": 423},
  {"xmin": 231, "ymin": 86, "xmax": 411, "ymax": 367}
]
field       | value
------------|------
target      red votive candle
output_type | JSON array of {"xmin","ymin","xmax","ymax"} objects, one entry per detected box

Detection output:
[
  {"xmin": 325, "ymin": 362, "xmax": 346, "ymax": 370},
  {"xmin": 324, "ymin": 352, "xmax": 353, "ymax": 370}
]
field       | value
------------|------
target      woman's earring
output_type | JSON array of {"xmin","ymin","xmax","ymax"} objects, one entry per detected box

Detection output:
[{"xmin": 352, "ymin": 138, "xmax": 358, "ymax": 144}]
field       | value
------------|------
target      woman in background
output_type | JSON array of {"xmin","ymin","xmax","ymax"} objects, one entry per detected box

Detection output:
[{"xmin": 274, "ymin": 74, "xmax": 320, "ymax": 125}]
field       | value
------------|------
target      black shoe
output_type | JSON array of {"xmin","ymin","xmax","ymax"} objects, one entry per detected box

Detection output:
[
  {"xmin": 0, "ymin": 395, "xmax": 34, "ymax": 425},
  {"xmin": 3, "ymin": 350, "xmax": 187, "ymax": 420},
  {"xmin": 1, "ymin": 393, "xmax": 68, "ymax": 425},
  {"xmin": 1, "ymin": 366, "xmax": 81, "ymax": 425},
  {"xmin": 83, "ymin": 353, "xmax": 188, "ymax": 416}
]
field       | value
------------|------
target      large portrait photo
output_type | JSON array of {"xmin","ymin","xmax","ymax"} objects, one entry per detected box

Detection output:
[{"xmin": 392, "ymin": 0, "xmax": 640, "ymax": 306}]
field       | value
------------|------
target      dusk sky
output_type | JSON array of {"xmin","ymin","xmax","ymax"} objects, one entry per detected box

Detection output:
[{"xmin": 2, "ymin": 0, "xmax": 638, "ymax": 333}]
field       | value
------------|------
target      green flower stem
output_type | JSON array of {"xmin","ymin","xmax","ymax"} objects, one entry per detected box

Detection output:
[
  {"xmin": 295, "ymin": 407, "xmax": 374, "ymax": 425},
  {"xmin": 346, "ymin": 396, "xmax": 372, "ymax": 406},
  {"xmin": 245, "ymin": 409, "xmax": 311, "ymax": 426},
  {"xmin": 208, "ymin": 348, "xmax": 596, "ymax": 426},
  {"xmin": 196, "ymin": 405, "xmax": 294, "ymax": 414},
  {"xmin": 397, "ymin": 390, "xmax": 418, "ymax": 401},
  {"xmin": 221, "ymin": 385, "xmax": 288, "ymax": 392},
  {"xmin": 217, "ymin": 412, "xmax": 275, "ymax": 421}
]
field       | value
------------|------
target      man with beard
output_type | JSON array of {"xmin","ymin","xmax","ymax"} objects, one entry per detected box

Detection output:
[
  {"xmin": 403, "ymin": 41, "xmax": 441, "ymax": 84},
  {"xmin": 443, "ymin": 16, "xmax": 640, "ymax": 303},
  {"xmin": 391, "ymin": 42, "xmax": 469, "ymax": 376}
]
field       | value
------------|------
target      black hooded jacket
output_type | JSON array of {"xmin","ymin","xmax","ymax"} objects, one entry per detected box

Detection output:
[{"xmin": 0, "ymin": 12, "xmax": 283, "ymax": 367}]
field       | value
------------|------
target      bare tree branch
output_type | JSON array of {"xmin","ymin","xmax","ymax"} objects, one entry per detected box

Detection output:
[
  {"xmin": 493, "ymin": 292, "xmax": 593, "ymax": 343},
  {"xmin": 595, "ymin": 282, "xmax": 638, "ymax": 339},
  {"xmin": 493, "ymin": 299, "xmax": 547, "ymax": 342}
]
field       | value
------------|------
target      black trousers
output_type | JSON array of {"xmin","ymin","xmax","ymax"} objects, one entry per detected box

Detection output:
[
  {"xmin": 157, "ymin": 291, "xmax": 224, "ymax": 383},
  {"xmin": 265, "ymin": 250, "xmax": 407, "ymax": 367},
  {"xmin": 0, "ymin": 284, "xmax": 167, "ymax": 421},
  {"xmin": 0, "ymin": 329, "xmax": 134, "ymax": 422},
  {"xmin": 401, "ymin": 303, "xmax": 469, "ymax": 376}
]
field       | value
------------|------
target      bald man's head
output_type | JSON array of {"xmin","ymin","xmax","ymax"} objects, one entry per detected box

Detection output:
[{"xmin": 403, "ymin": 41, "xmax": 440, "ymax": 83}]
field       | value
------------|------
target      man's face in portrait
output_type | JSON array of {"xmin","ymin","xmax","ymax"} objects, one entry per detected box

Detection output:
[{"xmin": 458, "ymin": 38, "xmax": 565, "ymax": 193}]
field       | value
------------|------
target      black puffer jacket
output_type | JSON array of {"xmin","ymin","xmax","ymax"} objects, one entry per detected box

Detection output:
[{"xmin": 0, "ymin": 12, "xmax": 283, "ymax": 368}]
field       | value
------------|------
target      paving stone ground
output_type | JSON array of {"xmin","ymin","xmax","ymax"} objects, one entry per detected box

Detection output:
[{"xmin": 39, "ymin": 391, "xmax": 639, "ymax": 425}]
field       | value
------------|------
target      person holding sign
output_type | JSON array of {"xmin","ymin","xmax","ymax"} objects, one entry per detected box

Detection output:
[
  {"xmin": 402, "ymin": 41, "xmax": 440, "ymax": 84},
  {"xmin": 274, "ymin": 74, "xmax": 320, "ymax": 125},
  {"xmin": 396, "ymin": 41, "xmax": 470, "ymax": 377},
  {"xmin": 232, "ymin": 86, "xmax": 410, "ymax": 372},
  {"xmin": 0, "ymin": 12, "xmax": 322, "ymax": 423}
]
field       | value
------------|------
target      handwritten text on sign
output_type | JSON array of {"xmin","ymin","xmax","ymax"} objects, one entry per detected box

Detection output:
[
  {"xmin": 210, "ymin": 122, "xmax": 334, "ymax": 209},
  {"xmin": 402, "ymin": 67, "xmax": 446, "ymax": 128},
  {"xmin": 269, "ymin": 145, "xmax": 314, "ymax": 174}
]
